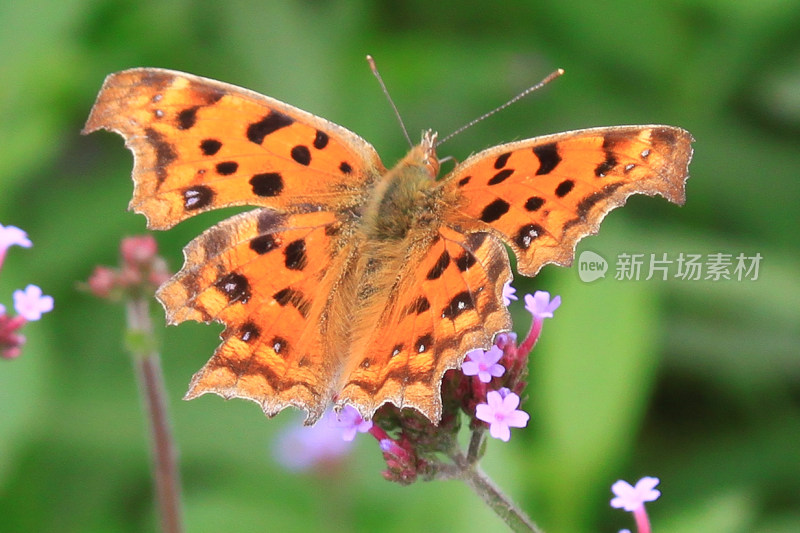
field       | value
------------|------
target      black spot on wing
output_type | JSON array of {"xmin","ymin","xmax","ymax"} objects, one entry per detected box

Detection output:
[
  {"xmin": 250, "ymin": 173, "xmax": 284, "ymax": 197},
  {"xmin": 270, "ymin": 336, "xmax": 289, "ymax": 355},
  {"xmin": 250, "ymin": 234, "xmax": 279, "ymax": 255},
  {"xmin": 488, "ymin": 169, "xmax": 514, "ymax": 185},
  {"xmin": 426, "ymin": 250, "xmax": 450, "ymax": 280},
  {"xmin": 272, "ymin": 287, "xmax": 310, "ymax": 318},
  {"xmin": 533, "ymin": 143, "xmax": 561, "ymax": 175},
  {"xmin": 215, "ymin": 161, "xmax": 238, "ymax": 175},
  {"xmin": 313, "ymin": 130, "xmax": 329, "ymax": 149},
  {"xmin": 555, "ymin": 180, "xmax": 574, "ymax": 197},
  {"xmin": 408, "ymin": 296, "xmax": 431, "ymax": 315},
  {"xmin": 415, "ymin": 334, "xmax": 433, "ymax": 353},
  {"xmin": 183, "ymin": 186, "xmax": 214, "ymax": 211},
  {"xmin": 247, "ymin": 111, "xmax": 294, "ymax": 144},
  {"xmin": 239, "ymin": 322, "xmax": 261, "ymax": 343},
  {"xmin": 200, "ymin": 139, "xmax": 222, "ymax": 156},
  {"xmin": 284, "ymin": 239, "xmax": 308, "ymax": 270},
  {"xmin": 524, "ymin": 196, "xmax": 545, "ymax": 211},
  {"xmin": 515, "ymin": 223, "xmax": 544, "ymax": 250},
  {"xmin": 494, "ymin": 152, "xmax": 512, "ymax": 169},
  {"xmin": 480, "ymin": 199, "xmax": 510, "ymax": 223},
  {"xmin": 177, "ymin": 106, "xmax": 199, "ymax": 130},
  {"xmin": 215, "ymin": 273, "xmax": 251, "ymax": 304},
  {"xmin": 441, "ymin": 291, "xmax": 474, "ymax": 320},
  {"xmin": 455, "ymin": 250, "xmax": 477, "ymax": 271},
  {"xmin": 595, "ymin": 152, "xmax": 617, "ymax": 177},
  {"xmin": 144, "ymin": 127, "xmax": 177, "ymax": 185},
  {"xmin": 291, "ymin": 145, "xmax": 311, "ymax": 166}
]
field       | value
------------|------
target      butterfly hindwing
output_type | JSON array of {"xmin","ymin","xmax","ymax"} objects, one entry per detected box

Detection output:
[
  {"xmin": 443, "ymin": 125, "xmax": 693, "ymax": 276},
  {"xmin": 336, "ymin": 226, "xmax": 512, "ymax": 421},
  {"xmin": 159, "ymin": 208, "xmax": 355, "ymax": 421}
]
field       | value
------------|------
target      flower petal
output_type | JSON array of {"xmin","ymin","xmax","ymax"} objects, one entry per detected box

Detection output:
[{"xmin": 489, "ymin": 422, "xmax": 511, "ymax": 442}]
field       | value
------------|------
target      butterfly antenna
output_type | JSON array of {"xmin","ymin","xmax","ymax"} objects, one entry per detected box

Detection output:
[
  {"xmin": 437, "ymin": 68, "xmax": 565, "ymax": 147},
  {"xmin": 367, "ymin": 55, "xmax": 413, "ymax": 148}
]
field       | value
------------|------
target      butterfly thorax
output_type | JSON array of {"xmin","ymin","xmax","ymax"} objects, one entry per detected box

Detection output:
[{"xmin": 362, "ymin": 131, "xmax": 442, "ymax": 242}]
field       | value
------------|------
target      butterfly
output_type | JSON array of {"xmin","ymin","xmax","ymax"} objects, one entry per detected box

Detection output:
[{"xmin": 83, "ymin": 67, "xmax": 693, "ymax": 424}]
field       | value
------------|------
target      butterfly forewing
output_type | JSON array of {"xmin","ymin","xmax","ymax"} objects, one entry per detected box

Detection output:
[
  {"xmin": 83, "ymin": 68, "xmax": 385, "ymax": 230},
  {"xmin": 443, "ymin": 125, "xmax": 693, "ymax": 276}
]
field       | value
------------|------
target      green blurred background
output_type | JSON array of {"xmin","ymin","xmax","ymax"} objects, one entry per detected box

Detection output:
[{"xmin": 1, "ymin": 1, "xmax": 798, "ymax": 532}]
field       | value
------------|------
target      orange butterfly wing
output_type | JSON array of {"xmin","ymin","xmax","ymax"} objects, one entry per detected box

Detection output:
[
  {"xmin": 83, "ymin": 68, "xmax": 384, "ymax": 229},
  {"xmin": 442, "ymin": 125, "xmax": 693, "ymax": 276},
  {"xmin": 157, "ymin": 209, "xmax": 358, "ymax": 420},
  {"xmin": 336, "ymin": 227, "xmax": 512, "ymax": 421}
]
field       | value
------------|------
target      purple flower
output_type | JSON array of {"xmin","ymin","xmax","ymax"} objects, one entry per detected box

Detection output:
[
  {"xmin": 0, "ymin": 224, "xmax": 32, "ymax": 253},
  {"xmin": 274, "ymin": 411, "xmax": 353, "ymax": 471},
  {"xmin": 475, "ymin": 390, "xmax": 530, "ymax": 441},
  {"xmin": 610, "ymin": 477, "xmax": 661, "ymax": 512},
  {"xmin": 494, "ymin": 332, "xmax": 516, "ymax": 350},
  {"xmin": 13, "ymin": 285, "xmax": 54, "ymax": 321},
  {"xmin": 331, "ymin": 404, "xmax": 373, "ymax": 441},
  {"xmin": 329, "ymin": 405, "xmax": 372, "ymax": 442},
  {"xmin": 524, "ymin": 290, "xmax": 561, "ymax": 320},
  {"xmin": 461, "ymin": 346, "xmax": 505, "ymax": 383},
  {"xmin": 502, "ymin": 281, "xmax": 518, "ymax": 306}
]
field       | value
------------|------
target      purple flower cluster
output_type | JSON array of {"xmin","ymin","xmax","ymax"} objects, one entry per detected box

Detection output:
[
  {"xmin": 0, "ymin": 224, "xmax": 54, "ymax": 359},
  {"xmin": 462, "ymin": 284, "xmax": 560, "ymax": 442}
]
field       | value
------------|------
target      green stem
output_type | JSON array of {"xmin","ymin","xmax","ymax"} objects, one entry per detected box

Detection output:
[
  {"xmin": 127, "ymin": 297, "xmax": 183, "ymax": 533},
  {"xmin": 467, "ymin": 428, "xmax": 485, "ymax": 464},
  {"xmin": 451, "ymin": 450, "xmax": 543, "ymax": 533}
]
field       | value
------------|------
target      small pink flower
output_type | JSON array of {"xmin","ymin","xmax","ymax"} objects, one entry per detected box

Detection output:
[
  {"xmin": 461, "ymin": 346, "xmax": 505, "ymax": 383},
  {"xmin": 524, "ymin": 290, "xmax": 561, "ymax": 320},
  {"xmin": 120, "ymin": 235, "xmax": 158, "ymax": 266},
  {"xmin": 611, "ymin": 477, "xmax": 661, "ymax": 511},
  {"xmin": 87, "ymin": 266, "xmax": 118, "ymax": 298},
  {"xmin": 0, "ymin": 224, "xmax": 32, "ymax": 252},
  {"xmin": 331, "ymin": 405, "xmax": 373, "ymax": 441},
  {"xmin": 475, "ymin": 390, "xmax": 529, "ymax": 441},
  {"xmin": 502, "ymin": 281, "xmax": 518, "ymax": 306},
  {"xmin": 13, "ymin": 285, "xmax": 54, "ymax": 321}
]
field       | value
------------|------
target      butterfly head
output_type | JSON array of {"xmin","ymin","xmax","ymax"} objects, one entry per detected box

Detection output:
[{"xmin": 418, "ymin": 129, "xmax": 440, "ymax": 178}]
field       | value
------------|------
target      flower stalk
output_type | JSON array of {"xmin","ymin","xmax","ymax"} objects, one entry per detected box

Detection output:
[{"xmin": 87, "ymin": 235, "xmax": 182, "ymax": 533}]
